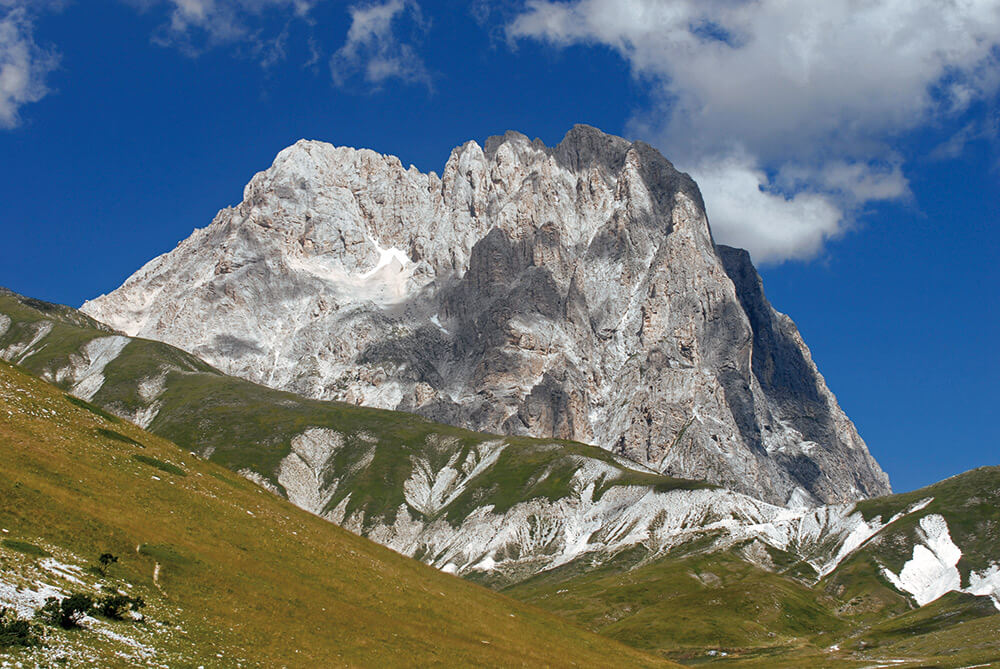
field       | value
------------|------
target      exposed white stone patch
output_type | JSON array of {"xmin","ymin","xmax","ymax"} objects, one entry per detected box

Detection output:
[
  {"xmin": 51, "ymin": 335, "xmax": 131, "ymax": 401},
  {"xmin": 0, "ymin": 320, "xmax": 53, "ymax": 363},
  {"xmin": 39, "ymin": 558, "xmax": 86, "ymax": 585},
  {"xmin": 277, "ymin": 428, "xmax": 345, "ymax": 515},
  {"xmin": 239, "ymin": 469, "xmax": 282, "ymax": 495},
  {"xmin": 0, "ymin": 313, "xmax": 9, "ymax": 338},
  {"xmin": 403, "ymin": 438, "xmax": 506, "ymax": 517},
  {"xmin": 116, "ymin": 369, "xmax": 170, "ymax": 428},
  {"xmin": 807, "ymin": 497, "xmax": 934, "ymax": 578},
  {"xmin": 137, "ymin": 373, "xmax": 168, "ymax": 402},
  {"xmin": 123, "ymin": 401, "xmax": 163, "ymax": 430},
  {"xmin": 0, "ymin": 576, "xmax": 64, "ymax": 618},
  {"xmin": 882, "ymin": 514, "xmax": 963, "ymax": 606},
  {"xmin": 739, "ymin": 540, "xmax": 776, "ymax": 571},
  {"xmin": 327, "ymin": 493, "xmax": 353, "ymax": 525}
]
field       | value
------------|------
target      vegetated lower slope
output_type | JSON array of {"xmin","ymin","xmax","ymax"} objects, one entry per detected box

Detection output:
[
  {"xmin": 505, "ymin": 468, "xmax": 1000, "ymax": 667},
  {"xmin": 0, "ymin": 358, "xmax": 675, "ymax": 667},
  {"xmin": 0, "ymin": 287, "xmax": 719, "ymax": 584},
  {"xmin": 3, "ymin": 288, "xmax": 999, "ymax": 667},
  {"xmin": 819, "ymin": 466, "xmax": 1000, "ymax": 623}
]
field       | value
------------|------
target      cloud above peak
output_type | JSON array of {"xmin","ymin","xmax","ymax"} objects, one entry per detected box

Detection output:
[
  {"xmin": 509, "ymin": 0, "xmax": 1000, "ymax": 262},
  {"xmin": 331, "ymin": 0, "xmax": 431, "ymax": 90},
  {"xmin": 139, "ymin": 0, "xmax": 319, "ymax": 55}
]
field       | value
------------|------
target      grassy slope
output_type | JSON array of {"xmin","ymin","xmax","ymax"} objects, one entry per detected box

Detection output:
[
  {"xmin": 505, "ymin": 547, "xmax": 1000, "ymax": 667},
  {"xmin": 0, "ymin": 359, "xmax": 674, "ymax": 668},
  {"xmin": 852, "ymin": 466, "xmax": 1000, "ymax": 576},
  {"xmin": 504, "ymin": 545, "xmax": 849, "ymax": 663},
  {"xmin": 504, "ymin": 470, "xmax": 1000, "ymax": 667},
  {"xmin": 3, "ymin": 288, "xmax": 999, "ymax": 666},
  {"xmin": 819, "ymin": 466, "xmax": 1000, "ymax": 625}
]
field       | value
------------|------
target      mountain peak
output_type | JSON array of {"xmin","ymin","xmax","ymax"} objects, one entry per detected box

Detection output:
[{"xmin": 80, "ymin": 125, "xmax": 889, "ymax": 506}]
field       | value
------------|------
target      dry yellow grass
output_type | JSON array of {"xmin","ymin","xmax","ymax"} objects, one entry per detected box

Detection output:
[{"xmin": 0, "ymin": 359, "xmax": 675, "ymax": 667}]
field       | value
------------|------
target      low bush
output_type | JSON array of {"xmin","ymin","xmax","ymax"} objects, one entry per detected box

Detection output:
[
  {"xmin": 38, "ymin": 593, "xmax": 93, "ymax": 629},
  {"xmin": 0, "ymin": 607, "xmax": 40, "ymax": 647},
  {"xmin": 97, "ymin": 593, "xmax": 145, "ymax": 621},
  {"xmin": 95, "ymin": 428, "xmax": 144, "ymax": 448}
]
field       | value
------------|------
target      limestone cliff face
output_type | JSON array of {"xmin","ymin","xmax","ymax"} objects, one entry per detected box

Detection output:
[{"xmin": 81, "ymin": 125, "xmax": 890, "ymax": 506}]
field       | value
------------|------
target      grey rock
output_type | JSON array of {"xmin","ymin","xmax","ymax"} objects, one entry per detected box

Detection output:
[{"xmin": 81, "ymin": 125, "xmax": 890, "ymax": 505}]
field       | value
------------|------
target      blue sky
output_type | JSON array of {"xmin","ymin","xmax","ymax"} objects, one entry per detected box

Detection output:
[{"xmin": 0, "ymin": 0, "xmax": 997, "ymax": 493}]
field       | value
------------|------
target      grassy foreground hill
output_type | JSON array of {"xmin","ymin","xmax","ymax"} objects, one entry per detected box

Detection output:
[{"xmin": 0, "ymin": 358, "xmax": 674, "ymax": 667}]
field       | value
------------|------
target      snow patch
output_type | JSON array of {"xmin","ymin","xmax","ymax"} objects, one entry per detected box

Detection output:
[
  {"xmin": 430, "ymin": 313, "xmax": 449, "ymax": 334},
  {"xmin": 882, "ymin": 514, "xmax": 963, "ymax": 606},
  {"xmin": 967, "ymin": 563, "xmax": 1000, "ymax": 611},
  {"xmin": 284, "ymin": 236, "xmax": 414, "ymax": 304},
  {"xmin": 807, "ymin": 497, "xmax": 934, "ymax": 578}
]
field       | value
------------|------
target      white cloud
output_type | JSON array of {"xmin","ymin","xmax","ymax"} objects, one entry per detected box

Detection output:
[
  {"xmin": 331, "ymin": 0, "xmax": 431, "ymax": 89},
  {"xmin": 131, "ymin": 0, "xmax": 318, "ymax": 56},
  {"xmin": 690, "ymin": 154, "xmax": 843, "ymax": 263},
  {"xmin": 508, "ymin": 0, "xmax": 1000, "ymax": 262},
  {"xmin": 0, "ymin": 5, "xmax": 58, "ymax": 129}
]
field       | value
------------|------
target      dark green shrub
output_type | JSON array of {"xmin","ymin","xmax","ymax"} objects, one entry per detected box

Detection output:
[
  {"xmin": 97, "ymin": 553, "xmax": 118, "ymax": 569},
  {"xmin": 65, "ymin": 395, "xmax": 119, "ymax": 423},
  {"xmin": 97, "ymin": 593, "xmax": 145, "ymax": 621},
  {"xmin": 95, "ymin": 428, "xmax": 144, "ymax": 448},
  {"xmin": 0, "ymin": 608, "xmax": 40, "ymax": 647},
  {"xmin": 1, "ymin": 538, "xmax": 51, "ymax": 557},
  {"xmin": 38, "ymin": 593, "xmax": 93, "ymax": 629}
]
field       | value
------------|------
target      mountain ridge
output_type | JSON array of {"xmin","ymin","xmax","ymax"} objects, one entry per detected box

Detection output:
[{"xmin": 80, "ymin": 125, "xmax": 889, "ymax": 507}]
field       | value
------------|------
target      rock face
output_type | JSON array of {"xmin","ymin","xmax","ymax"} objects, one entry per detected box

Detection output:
[{"xmin": 81, "ymin": 125, "xmax": 890, "ymax": 506}]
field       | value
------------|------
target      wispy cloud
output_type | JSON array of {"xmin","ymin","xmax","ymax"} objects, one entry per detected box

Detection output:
[
  {"xmin": 508, "ymin": 0, "xmax": 1000, "ymax": 263},
  {"xmin": 330, "ymin": 0, "xmax": 431, "ymax": 90},
  {"xmin": 126, "ymin": 0, "xmax": 318, "ymax": 62},
  {"xmin": 0, "ymin": 3, "xmax": 59, "ymax": 129}
]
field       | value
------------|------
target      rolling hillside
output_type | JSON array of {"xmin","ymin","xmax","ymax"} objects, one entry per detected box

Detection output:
[
  {"xmin": 0, "ymin": 357, "xmax": 673, "ymax": 667},
  {"xmin": 2, "ymin": 287, "xmax": 998, "ymax": 667},
  {"xmin": 506, "ymin": 468, "xmax": 1000, "ymax": 666}
]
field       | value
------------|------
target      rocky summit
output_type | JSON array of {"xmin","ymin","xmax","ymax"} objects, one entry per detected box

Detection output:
[{"xmin": 81, "ymin": 125, "xmax": 889, "ymax": 506}]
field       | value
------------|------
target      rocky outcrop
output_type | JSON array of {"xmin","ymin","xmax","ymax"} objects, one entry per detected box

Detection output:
[{"xmin": 81, "ymin": 125, "xmax": 890, "ymax": 506}]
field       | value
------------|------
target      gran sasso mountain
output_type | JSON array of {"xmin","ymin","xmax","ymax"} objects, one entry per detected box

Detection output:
[
  {"xmin": 1, "ymin": 290, "xmax": 998, "ymax": 666},
  {"xmin": 81, "ymin": 125, "xmax": 888, "ymax": 507}
]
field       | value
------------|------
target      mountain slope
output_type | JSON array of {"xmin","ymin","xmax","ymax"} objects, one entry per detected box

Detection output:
[
  {"xmin": 2, "ymin": 289, "xmax": 997, "ymax": 666},
  {"xmin": 0, "ymin": 289, "xmax": 919, "ymax": 592},
  {"xmin": 79, "ymin": 125, "xmax": 889, "ymax": 507},
  {"xmin": 2, "ymin": 289, "xmax": 994, "ymax": 596},
  {"xmin": 504, "ymin": 468, "xmax": 1000, "ymax": 666},
  {"xmin": 0, "ymin": 357, "xmax": 674, "ymax": 667}
]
